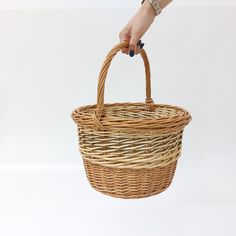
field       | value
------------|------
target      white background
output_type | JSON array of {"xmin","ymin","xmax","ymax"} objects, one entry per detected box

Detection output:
[
  {"xmin": 0, "ymin": 1, "xmax": 236, "ymax": 236},
  {"xmin": 1, "ymin": 0, "xmax": 236, "ymax": 8}
]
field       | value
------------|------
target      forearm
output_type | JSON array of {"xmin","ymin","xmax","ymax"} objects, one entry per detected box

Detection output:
[{"xmin": 119, "ymin": 0, "xmax": 173, "ymax": 56}]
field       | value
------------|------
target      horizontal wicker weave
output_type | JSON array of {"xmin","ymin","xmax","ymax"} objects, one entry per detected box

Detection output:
[{"xmin": 71, "ymin": 42, "xmax": 191, "ymax": 199}]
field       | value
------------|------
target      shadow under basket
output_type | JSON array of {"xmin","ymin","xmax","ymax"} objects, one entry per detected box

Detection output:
[{"xmin": 71, "ymin": 42, "xmax": 192, "ymax": 199}]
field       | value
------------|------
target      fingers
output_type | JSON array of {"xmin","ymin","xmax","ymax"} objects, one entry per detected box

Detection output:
[
  {"xmin": 129, "ymin": 39, "xmax": 145, "ymax": 57},
  {"xmin": 119, "ymin": 31, "xmax": 145, "ymax": 56},
  {"xmin": 136, "ymin": 40, "xmax": 145, "ymax": 55}
]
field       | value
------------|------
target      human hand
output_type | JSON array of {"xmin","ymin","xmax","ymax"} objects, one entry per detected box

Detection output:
[{"xmin": 119, "ymin": 0, "xmax": 156, "ymax": 57}]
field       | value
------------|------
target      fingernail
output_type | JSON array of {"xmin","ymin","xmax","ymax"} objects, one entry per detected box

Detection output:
[
  {"xmin": 137, "ymin": 40, "xmax": 141, "ymax": 46},
  {"xmin": 129, "ymin": 50, "xmax": 134, "ymax": 57},
  {"xmin": 140, "ymin": 43, "xmax": 145, "ymax": 49}
]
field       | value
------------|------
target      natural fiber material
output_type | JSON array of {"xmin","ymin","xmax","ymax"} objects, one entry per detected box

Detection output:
[
  {"xmin": 71, "ymin": 42, "xmax": 191, "ymax": 199},
  {"xmin": 83, "ymin": 159, "xmax": 178, "ymax": 199}
]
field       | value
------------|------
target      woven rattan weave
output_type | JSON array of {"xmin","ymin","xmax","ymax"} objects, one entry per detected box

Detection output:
[{"xmin": 71, "ymin": 42, "xmax": 191, "ymax": 199}]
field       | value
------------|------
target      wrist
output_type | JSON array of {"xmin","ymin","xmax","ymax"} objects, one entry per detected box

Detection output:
[{"xmin": 140, "ymin": 0, "xmax": 157, "ymax": 19}]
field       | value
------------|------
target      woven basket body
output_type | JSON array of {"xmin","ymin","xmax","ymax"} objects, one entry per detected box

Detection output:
[{"xmin": 71, "ymin": 42, "xmax": 191, "ymax": 199}]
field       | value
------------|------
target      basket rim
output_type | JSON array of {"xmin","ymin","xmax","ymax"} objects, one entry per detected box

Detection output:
[{"xmin": 71, "ymin": 102, "xmax": 191, "ymax": 133}]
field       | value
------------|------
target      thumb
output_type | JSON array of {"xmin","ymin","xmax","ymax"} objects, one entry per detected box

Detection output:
[
  {"xmin": 128, "ymin": 34, "xmax": 139, "ymax": 57},
  {"xmin": 119, "ymin": 31, "xmax": 131, "ymax": 54}
]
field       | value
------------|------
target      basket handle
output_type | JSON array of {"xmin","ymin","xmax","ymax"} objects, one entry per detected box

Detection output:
[{"xmin": 93, "ymin": 41, "xmax": 155, "ymax": 131}]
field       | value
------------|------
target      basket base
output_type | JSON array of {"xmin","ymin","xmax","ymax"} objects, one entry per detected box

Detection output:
[{"xmin": 83, "ymin": 159, "xmax": 178, "ymax": 199}]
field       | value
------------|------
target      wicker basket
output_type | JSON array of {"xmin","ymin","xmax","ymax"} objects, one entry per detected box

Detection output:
[{"xmin": 71, "ymin": 42, "xmax": 191, "ymax": 199}]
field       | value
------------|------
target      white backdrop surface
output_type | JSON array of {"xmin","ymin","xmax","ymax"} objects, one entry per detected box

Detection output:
[
  {"xmin": 0, "ymin": 3, "xmax": 236, "ymax": 236},
  {"xmin": 1, "ymin": 0, "xmax": 236, "ymax": 8}
]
